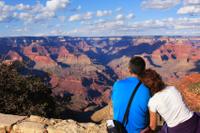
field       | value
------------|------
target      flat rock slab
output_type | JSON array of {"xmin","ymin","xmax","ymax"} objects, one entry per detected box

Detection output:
[
  {"xmin": 12, "ymin": 121, "xmax": 46, "ymax": 133},
  {"xmin": 0, "ymin": 113, "xmax": 27, "ymax": 132}
]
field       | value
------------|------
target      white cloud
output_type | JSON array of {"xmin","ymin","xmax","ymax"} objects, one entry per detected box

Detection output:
[
  {"xmin": 67, "ymin": 19, "xmax": 127, "ymax": 36},
  {"xmin": 70, "ymin": 5, "xmax": 81, "ymax": 12},
  {"xmin": 102, "ymin": 20, "xmax": 125, "ymax": 28},
  {"xmin": 115, "ymin": 13, "xmax": 134, "ymax": 20},
  {"xmin": 16, "ymin": 4, "xmax": 31, "ymax": 10},
  {"xmin": 178, "ymin": 0, "xmax": 200, "ymax": 15},
  {"xmin": 35, "ymin": 11, "xmax": 56, "ymax": 21},
  {"xmin": 68, "ymin": 14, "xmax": 81, "ymax": 21},
  {"xmin": 13, "ymin": 12, "xmax": 33, "ymax": 22},
  {"xmin": 129, "ymin": 17, "xmax": 200, "ymax": 34},
  {"xmin": 0, "ymin": 1, "xmax": 15, "ymax": 22},
  {"xmin": 0, "ymin": 0, "xmax": 70, "ymax": 23},
  {"xmin": 184, "ymin": 0, "xmax": 200, "ymax": 4},
  {"xmin": 116, "ymin": 14, "xmax": 124, "ymax": 20},
  {"xmin": 46, "ymin": 0, "xmax": 70, "ymax": 11},
  {"xmin": 142, "ymin": 0, "xmax": 180, "ymax": 9},
  {"xmin": 68, "ymin": 12, "xmax": 93, "ymax": 22},
  {"xmin": 96, "ymin": 10, "xmax": 112, "ymax": 17},
  {"xmin": 178, "ymin": 5, "xmax": 200, "ymax": 14},
  {"xmin": 83, "ymin": 12, "xmax": 93, "ymax": 20},
  {"xmin": 70, "ymin": 20, "xmax": 128, "ymax": 36},
  {"xmin": 70, "ymin": 16, "xmax": 200, "ymax": 36},
  {"xmin": 132, "ymin": 19, "xmax": 167, "ymax": 30},
  {"xmin": 174, "ymin": 17, "xmax": 200, "ymax": 29},
  {"xmin": 175, "ymin": 25, "xmax": 200, "ymax": 29},
  {"xmin": 50, "ymin": 29, "xmax": 67, "ymax": 35},
  {"xmin": 126, "ymin": 13, "xmax": 134, "ymax": 19}
]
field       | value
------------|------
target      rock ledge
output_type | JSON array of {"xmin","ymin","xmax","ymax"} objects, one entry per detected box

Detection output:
[{"xmin": 0, "ymin": 113, "xmax": 106, "ymax": 133}]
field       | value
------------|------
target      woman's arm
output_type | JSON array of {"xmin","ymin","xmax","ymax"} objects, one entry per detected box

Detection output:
[
  {"xmin": 149, "ymin": 110, "xmax": 157, "ymax": 131},
  {"xmin": 140, "ymin": 110, "xmax": 157, "ymax": 133}
]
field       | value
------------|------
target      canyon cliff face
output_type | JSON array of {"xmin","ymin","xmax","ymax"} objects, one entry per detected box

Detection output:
[
  {"xmin": 0, "ymin": 36, "xmax": 199, "ymax": 118},
  {"xmin": 57, "ymin": 46, "xmax": 91, "ymax": 65}
]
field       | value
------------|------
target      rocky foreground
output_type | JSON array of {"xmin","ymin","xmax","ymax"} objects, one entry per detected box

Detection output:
[{"xmin": 0, "ymin": 113, "xmax": 107, "ymax": 133}]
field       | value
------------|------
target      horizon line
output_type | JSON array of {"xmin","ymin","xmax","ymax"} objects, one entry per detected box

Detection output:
[{"xmin": 1, "ymin": 35, "xmax": 200, "ymax": 38}]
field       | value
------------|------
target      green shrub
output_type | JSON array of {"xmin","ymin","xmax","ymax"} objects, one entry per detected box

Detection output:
[
  {"xmin": 188, "ymin": 82, "xmax": 200, "ymax": 95},
  {"xmin": 0, "ymin": 62, "xmax": 56, "ymax": 117}
]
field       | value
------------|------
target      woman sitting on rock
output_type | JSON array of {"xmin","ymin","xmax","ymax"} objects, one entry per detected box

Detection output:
[{"xmin": 139, "ymin": 69, "xmax": 200, "ymax": 133}]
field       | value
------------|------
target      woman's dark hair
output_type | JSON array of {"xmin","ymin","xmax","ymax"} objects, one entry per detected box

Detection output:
[
  {"xmin": 129, "ymin": 56, "xmax": 146, "ymax": 76},
  {"xmin": 139, "ymin": 69, "xmax": 166, "ymax": 94}
]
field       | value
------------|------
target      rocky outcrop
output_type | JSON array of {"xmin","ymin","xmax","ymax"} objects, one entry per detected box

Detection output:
[
  {"xmin": 57, "ymin": 46, "xmax": 91, "ymax": 65},
  {"xmin": 151, "ymin": 43, "xmax": 200, "ymax": 63},
  {"xmin": 0, "ymin": 114, "xmax": 27, "ymax": 132},
  {"xmin": 0, "ymin": 113, "xmax": 107, "ymax": 133},
  {"xmin": 6, "ymin": 50, "xmax": 23, "ymax": 62},
  {"xmin": 149, "ymin": 43, "xmax": 200, "ymax": 82},
  {"xmin": 2, "ymin": 51, "xmax": 23, "ymax": 65},
  {"xmin": 91, "ymin": 102, "xmax": 113, "ymax": 122},
  {"xmin": 108, "ymin": 56, "xmax": 131, "ymax": 79},
  {"xmin": 23, "ymin": 44, "xmax": 57, "ymax": 70}
]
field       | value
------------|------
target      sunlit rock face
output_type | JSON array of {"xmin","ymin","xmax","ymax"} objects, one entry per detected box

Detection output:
[{"xmin": 23, "ymin": 44, "xmax": 57, "ymax": 70}]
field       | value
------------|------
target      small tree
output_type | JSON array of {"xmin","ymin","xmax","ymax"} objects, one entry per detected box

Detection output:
[{"xmin": 0, "ymin": 62, "xmax": 56, "ymax": 117}]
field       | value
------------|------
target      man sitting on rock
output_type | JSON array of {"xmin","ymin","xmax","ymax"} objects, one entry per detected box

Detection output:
[{"xmin": 111, "ymin": 56, "xmax": 151, "ymax": 133}]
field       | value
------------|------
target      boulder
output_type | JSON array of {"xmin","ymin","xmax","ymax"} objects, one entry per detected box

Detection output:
[
  {"xmin": 91, "ymin": 102, "xmax": 113, "ymax": 122},
  {"xmin": 12, "ymin": 121, "xmax": 46, "ymax": 133},
  {"xmin": 0, "ymin": 113, "xmax": 27, "ymax": 133},
  {"xmin": 47, "ymin": 119, "xmax": 107, "ymax": 133}
]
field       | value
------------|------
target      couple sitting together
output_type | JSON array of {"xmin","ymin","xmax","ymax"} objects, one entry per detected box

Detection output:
[{"xmin": 111, "ymin": 56, "xmax": 200, "ymax": 133}]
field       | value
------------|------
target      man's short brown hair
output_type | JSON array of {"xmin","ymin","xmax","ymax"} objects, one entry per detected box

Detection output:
[{"xmin": 129, "ymin": 56, "xmax": 146, "ymax": 76}]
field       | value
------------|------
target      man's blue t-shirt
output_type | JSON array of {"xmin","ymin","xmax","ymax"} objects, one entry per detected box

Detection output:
[{"xmin": 111, "ymin": 77, "xmax": 151, "ymax": 133}]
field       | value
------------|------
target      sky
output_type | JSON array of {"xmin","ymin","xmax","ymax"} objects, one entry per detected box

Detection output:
[{"xmin": 0, "ymin": 0, "xmax": 200, "ymax": 37}]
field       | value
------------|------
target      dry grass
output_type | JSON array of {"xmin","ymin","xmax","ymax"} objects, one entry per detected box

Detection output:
[{"xmin": 188, "ymin": 82, "xmax": 200, "ymax": 95}]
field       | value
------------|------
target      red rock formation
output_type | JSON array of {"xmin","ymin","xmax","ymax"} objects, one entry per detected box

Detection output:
[
  {"xmin": 6, "ymin": 50, "xmax": 23, "ymax": 62},
  {"xmin": 57, "ymin": 46, "xmax": 91, "ymax": 65},
  {"xmin": 108, "ymin": 56, "xmax": 130, "ymax": 79},
  {"xmin": 3, "ymin": 51, "xmax": 23, "ymax": 65},
  {"xmin": 23, "ymin": 44, "xmax": 57, "ymax": 69},
  {"xmin": 77, "ymin": 41, "xmax": 91, "ymax": 52},
  {"xmin": 57, "ymin": 46, "xmax": 70, "ymax": 59},
  {"xmin": 152, "ymin": 43, "xmax": 199, "ymax": 63},
  {"xmin": 148, "ymin": 42, "xmax": 200, "ymax": 82}
]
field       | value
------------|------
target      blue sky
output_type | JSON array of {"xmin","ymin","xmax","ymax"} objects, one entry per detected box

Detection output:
[{"xmin": 0, "ymin": 0, "xmax": 200, "ymax": 36}]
